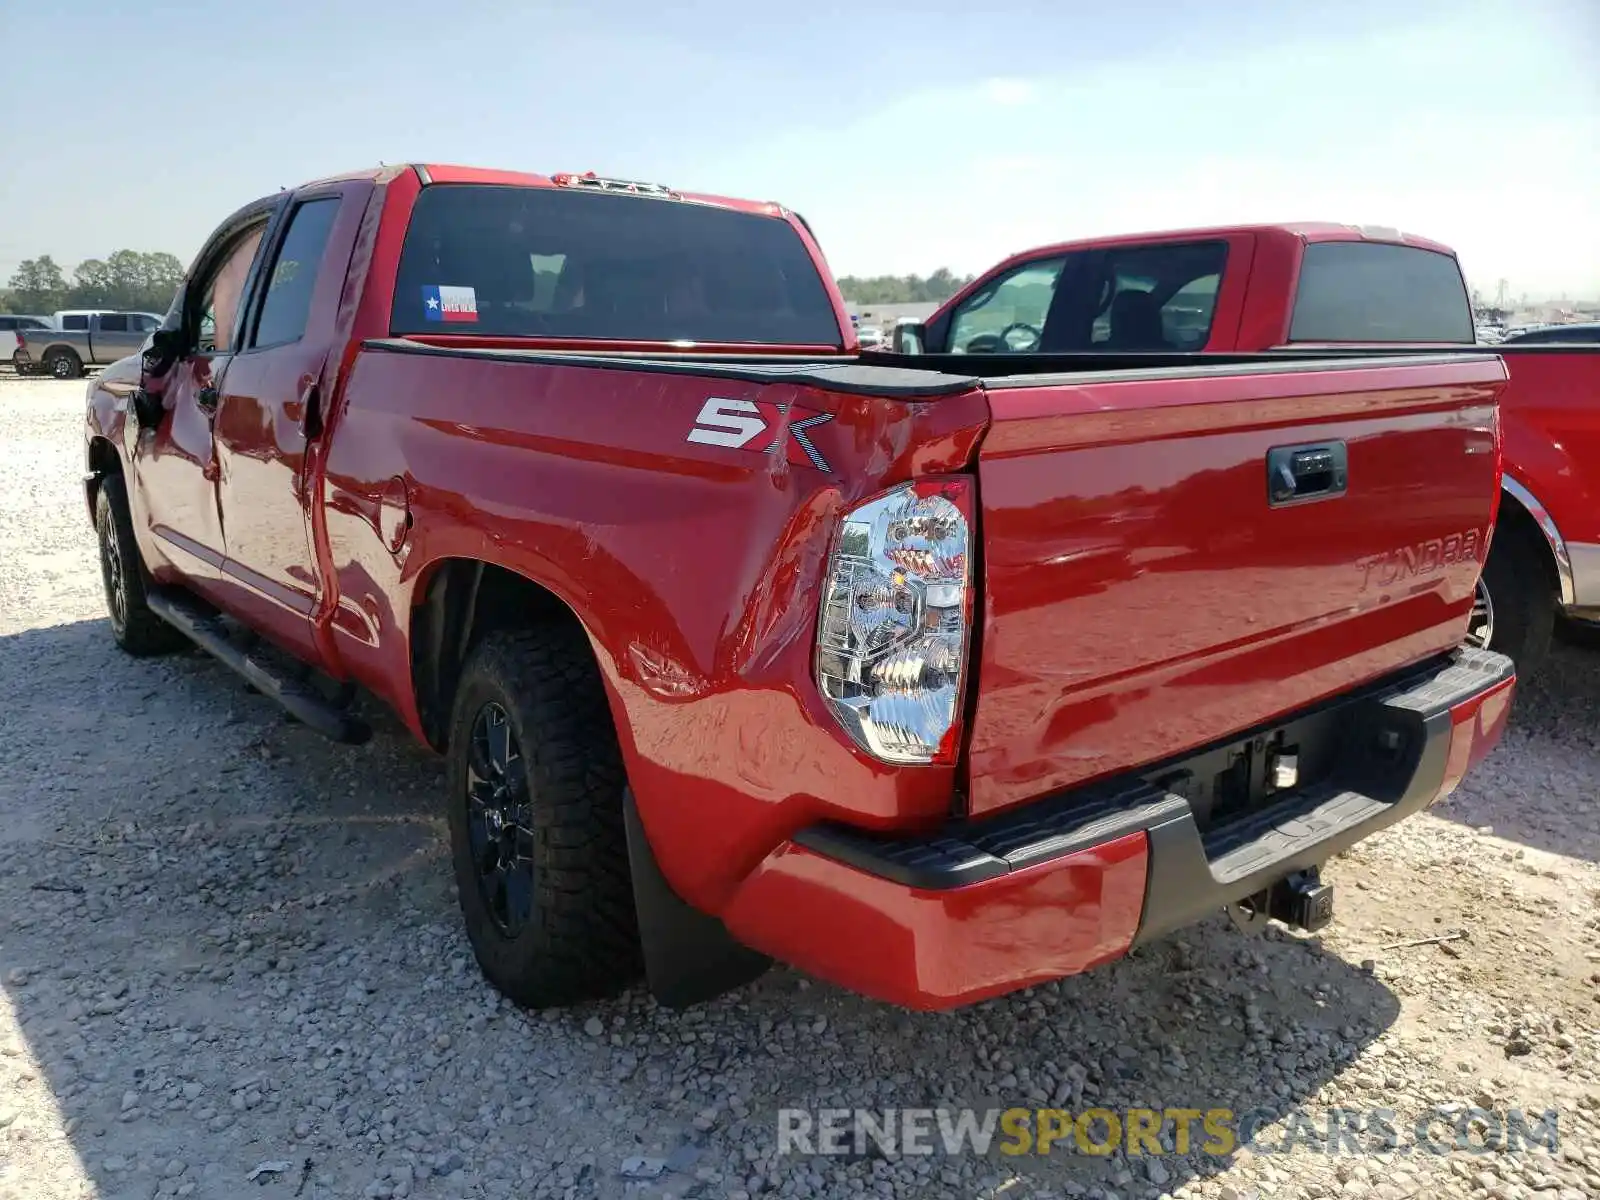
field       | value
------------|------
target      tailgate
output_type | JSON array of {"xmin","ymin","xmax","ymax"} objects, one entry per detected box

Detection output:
[{"xmin": 965, "ymin": 353, "xmax": 1506, "ymax": 817}]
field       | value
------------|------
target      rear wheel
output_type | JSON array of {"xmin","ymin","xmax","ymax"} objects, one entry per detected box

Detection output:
[
  {"xmin": 48, "ymin": 349, "xmax": 83, "ymax": 379},
  {"xmin": 1477, "ymin": 527, "xmax": 1554, "ymax": 678},
  {"xmin": 1465, "ymin": 577, "xmax": 1494, "ymax": 650},
  {"xmin": 445, "ymin": 627, "xmax": 642, "ymax": 1007},
  {"xmin": 96, "ymin": 474, "xmax": 186, "ymax": 656}
]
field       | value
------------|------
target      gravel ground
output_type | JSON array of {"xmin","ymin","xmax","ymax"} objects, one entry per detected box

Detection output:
[{"xmin": 1, "ymin": 375, "xmax": 1597, "ymax": 1200}]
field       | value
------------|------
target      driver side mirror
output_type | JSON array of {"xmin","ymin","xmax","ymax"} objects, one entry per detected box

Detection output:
[
  {"xmin": 141, "ymin": 327, "xmax": 184, "ymax": 379},
  {"xmin": 130, "ymin": 385, "xmax": 165, "ymax": 429},
  {"xmin": 132, "ymin": 327, "xmax": 185, "ymax": 429},
  {"xmin": 892, "ymin": 322, "xmax": 925, "ymax": 355}
]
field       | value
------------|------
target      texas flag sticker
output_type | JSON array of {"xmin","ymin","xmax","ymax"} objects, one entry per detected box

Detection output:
[{"xmin": 422, "ymin": 284, "xmax": 478, "ymax": 323}]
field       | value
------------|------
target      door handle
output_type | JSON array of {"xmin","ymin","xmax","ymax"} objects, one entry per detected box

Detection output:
[
  {"xmin": 197, "ymin": 385, "xmax": 220, "ymax": 414},
  {"xmin": 301, "ymin": 382, "xmax": 324, "ymax": 438},
  {"xmin": 1267, "ymin": 442, "xmax": 1347, "ymax": 506}
]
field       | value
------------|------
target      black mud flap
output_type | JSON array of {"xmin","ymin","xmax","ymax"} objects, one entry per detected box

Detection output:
[{"xmin": 622, "ymin": 790, "xmax": 771, "ymax": 1008}]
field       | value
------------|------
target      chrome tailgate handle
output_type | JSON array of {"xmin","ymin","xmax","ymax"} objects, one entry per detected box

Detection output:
[{"xmin": 1268, "ymin": 442, "xmax": 1348, "ymax": 505}]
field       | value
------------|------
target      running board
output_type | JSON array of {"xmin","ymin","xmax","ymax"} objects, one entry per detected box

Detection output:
[{"xmin": 145, "ymin": 590, "xmax": 372, "ymax": 745}]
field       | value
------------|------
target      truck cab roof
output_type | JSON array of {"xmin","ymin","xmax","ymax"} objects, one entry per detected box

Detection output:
[
  {"xmin": 986, "ymin": 222, "xmax": 1457, "ymax": 276},
  {"xmin": 294, "ymin": 163, "xmax": 796, "ymax": 221},
  {"xmin": 911, "ymin": 221, "xmax": 1475, "ymax": 358}
]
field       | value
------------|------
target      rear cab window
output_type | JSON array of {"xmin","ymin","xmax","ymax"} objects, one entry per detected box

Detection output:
[
  {"xmin": 1289, "ymin": 242, "xmax": 1474, "ymax": 343},
  {"xmin": 390, "ymin": 185, "xmax": 843, "ymax": 347}
]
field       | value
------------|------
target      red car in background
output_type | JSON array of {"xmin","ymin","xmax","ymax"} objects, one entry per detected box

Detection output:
[{"xmin": 893, "ymin": 223, "xmax": 1599, "ymax": 676}]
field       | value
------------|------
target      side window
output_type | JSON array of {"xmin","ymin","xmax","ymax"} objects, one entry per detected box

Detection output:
[
  {"xmin": 1089, "ymin": 242, "xmax": 1229, "ymax": 351},
  {"xmin": 196, "ymin": 226, "xmax": 267, "ymax": 353},
  {"xmin": 131, "ymin": 314, "xmax": 159, "ymax": 333},
  {"xmin": 252, "ymin": 198, "xmax": 340, "ymax": 348},
  {"xmin": 946, "ymin": 258, "xmax": 1066, "ymax": 354},
  {"xmin": 1160, "ymin": 274, "xmax": 1221, "ymax": 349},
  {"xmin": 99, "ymin": 314, "xmax": 129, "ymax": 333},
  {"xmin": 63, "ymin": 314, "xmax": 89, "ymax": 331}
]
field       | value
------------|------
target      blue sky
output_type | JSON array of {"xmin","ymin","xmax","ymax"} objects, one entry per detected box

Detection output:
[{"xmin": 2, "ymin": 0, "xmax": 1595, "ymax": 298}]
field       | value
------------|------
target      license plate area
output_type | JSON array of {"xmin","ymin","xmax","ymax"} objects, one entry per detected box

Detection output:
[{"xmin": 1149, "ymin": 706, "xmax": 1346, "ymax": 834}]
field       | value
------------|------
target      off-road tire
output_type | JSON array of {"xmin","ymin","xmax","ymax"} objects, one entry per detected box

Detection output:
[
  {"xmin": 95, "ymin": 473, "xmax": 185, "ymax": 656},
  {"xmin": 1481, "ymin": 526, "xmax": 1554, "ymax": 679},
  {"xmin": 446, "ymin": 628, "xmax": 642, "ymax": 1007},
  {"xmin": 48, "ymin": 349, "xmax": 83, "ymax": 379}
]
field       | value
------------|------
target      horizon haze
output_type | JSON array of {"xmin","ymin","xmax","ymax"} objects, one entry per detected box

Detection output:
[{"xmin": 1, "ymin": 0, "xmax": 1595, "ymax": 301}]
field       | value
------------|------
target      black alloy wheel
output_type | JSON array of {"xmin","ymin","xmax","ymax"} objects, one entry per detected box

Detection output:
[{"xmin": 465, "ymin": 701, "xmax": 536, "ymax": 937}]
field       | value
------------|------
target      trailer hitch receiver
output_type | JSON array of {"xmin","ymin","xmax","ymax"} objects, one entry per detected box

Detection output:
[{"xmin": 1225, "ymin": 867, "xmax": 1334, "ymax": 935}]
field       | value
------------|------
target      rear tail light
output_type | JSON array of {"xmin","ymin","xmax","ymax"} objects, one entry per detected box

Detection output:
[
  {"xmin": 13, "ymin": 332, "xmax": 21, "ymax": 349},
  {"xmin": 815, "ymin": 477, "xmax": 974, "ymax": 764}
]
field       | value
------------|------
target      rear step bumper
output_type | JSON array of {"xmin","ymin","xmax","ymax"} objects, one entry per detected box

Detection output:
[{"xmin": 720, "ymin": 648, "xmax": 1515, "ymax": 1010}]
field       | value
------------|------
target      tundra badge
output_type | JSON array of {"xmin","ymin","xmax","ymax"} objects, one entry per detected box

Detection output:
[{"xmin": 1356, "ymin": 528, "xmax": 1486, "ymax": 590}]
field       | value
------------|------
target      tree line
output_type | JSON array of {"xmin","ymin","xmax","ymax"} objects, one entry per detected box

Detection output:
[
  {"xmin": 2, "ymin": 254, "xmax": 974, "ymax": 315},
  {"xmin": 3, "ymin": 252, "xmax": 185, "ymax": 316},
  {"xmin": 834, "ymin": 267, "xmax": 974, "ymax": 306}
]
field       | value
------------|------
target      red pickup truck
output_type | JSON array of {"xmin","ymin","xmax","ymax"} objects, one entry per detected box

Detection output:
[
  {"xmin": 891, "ymin": 223, "xmax": 1600, "ymax": 676},
  {"xmin": 86, "ymin": 168, "xmax": 1515, "ymax": 1012}
]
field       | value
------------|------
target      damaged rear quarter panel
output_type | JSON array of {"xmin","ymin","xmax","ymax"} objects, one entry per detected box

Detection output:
[{"xmin": 324, "ymin": 349, "xmax": 990, "ymax": 911}]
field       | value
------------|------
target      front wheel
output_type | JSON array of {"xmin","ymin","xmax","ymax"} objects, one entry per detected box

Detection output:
[
  {"xmin": 95, "ymin": 474, "xmax": 185, "ymax": 656},
  {"xmin": 445, "ymin": 628, "xmax": 642, "ymax": 1008}
]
